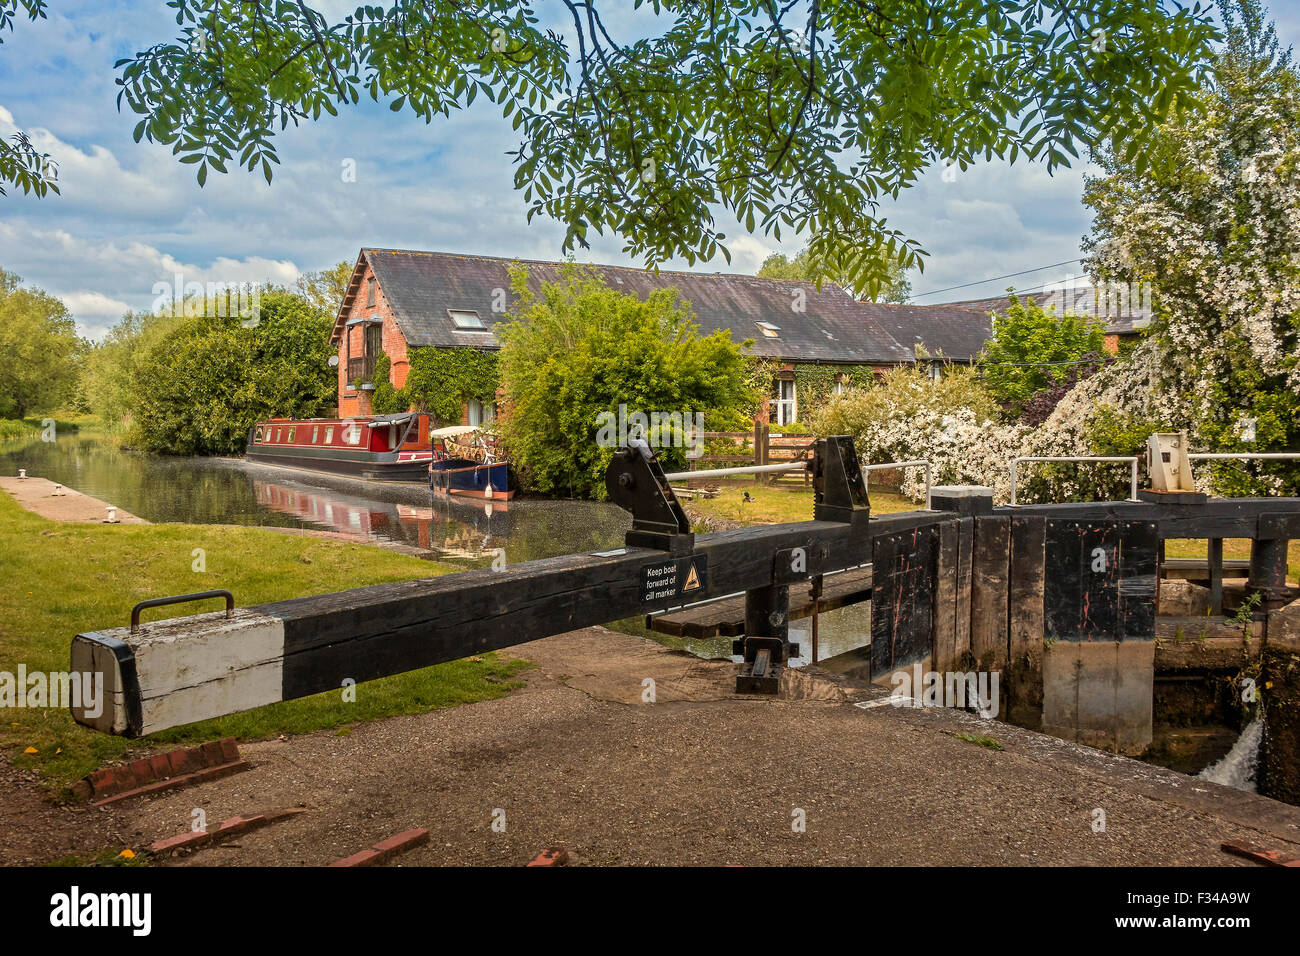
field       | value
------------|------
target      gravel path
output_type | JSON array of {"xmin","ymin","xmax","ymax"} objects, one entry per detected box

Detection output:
[{"xmin": 4, "ymin": 626, "xmax": 1299, "ymax": 866}]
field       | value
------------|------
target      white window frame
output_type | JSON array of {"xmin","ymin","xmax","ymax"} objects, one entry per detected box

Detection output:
[
  {"xmin": 467, "ymin": 399, "xmax": 496, "ymax": 426},
  {"xmin": 448, "ymin": 309, "xmax": 485, "ymax": 330},
  {"xmin": 773, "ymin": 378, "xmax": 797, "ymax": 426}
]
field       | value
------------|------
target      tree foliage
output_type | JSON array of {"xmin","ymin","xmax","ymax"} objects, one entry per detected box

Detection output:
[
  {"xmin": 977, "ymin": 293, "xmax": 1108, "ymax": 418},
  {"xmin": 1083, "ymin": 0, "xmax": 1300, "ymax": 494},
  {"xmin": 0, "ymin": 1, "xmax": 59, "ymax": 197},
  {"xmin": 294, "ymin": 260, "xmax": 354, "ymax": 314},
  {"xmin": 0, "ymin": 268, "xmax": 80, "ymax": 418},
  {"xmin": 103, "ymin": 1, "xmax": 1219, "ymax": 294},
  {"xmin": 79, "ymin": 310, "xmax": 189, "ymax": 427},
  {"xmin": 496, "ymin": 263, "xmax": 756, "ymax": 497},
  {"xmin": 127, "ymin": 290, "xmax": 335, "ymax": 455},
  {"xmin": 758, "ymin": 244, "xmax": 911, "ymax": 302}
]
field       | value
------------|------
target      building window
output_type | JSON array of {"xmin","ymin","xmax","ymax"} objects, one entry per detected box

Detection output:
[
  {"xmin": 756, "ymin": 321, "xmax": 780, "ymax": 338},
  {"xmin": 772, "ymin": 378, "xmax": 797, "ymax": 425},
  {"xmin": 833, "ymin": 374, "xmax": 848, "ymax": 396},
  {"xmin": 467, "ymin": 399, "xmax": 496, "ymax": 426},
  {"xmin": 366, "ymin": 276, "xmax": 376, "ymax": 308},
  {"xmin": 449, "ymin": 309, "xmax": 485, "ymax": 330}
]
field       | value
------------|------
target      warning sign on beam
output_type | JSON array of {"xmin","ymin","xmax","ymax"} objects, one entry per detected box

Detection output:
[{"xmin": 640, "ymin": 555, "xmax": 708, "ymax": 604}]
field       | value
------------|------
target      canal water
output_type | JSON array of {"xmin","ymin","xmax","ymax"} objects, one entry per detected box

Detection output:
[{"xmin": 1, "ymin": 433, "xmax": 871, "ymax": 665}]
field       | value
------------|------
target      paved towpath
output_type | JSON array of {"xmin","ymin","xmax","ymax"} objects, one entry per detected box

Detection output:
[
  {"xmin": 8, "ymin": 627, "xmax": 1298, "ymax": 867},
  {"xmin": 0, "ymin": 475, "xmax": 147, "ymax": 524}
]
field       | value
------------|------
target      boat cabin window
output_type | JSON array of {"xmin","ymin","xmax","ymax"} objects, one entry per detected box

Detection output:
[
  {"xmin": 343, "ymin": 424, "xmax": 362, "ymax": 446},
  {"xmin": 311, "ymin": 425, "xmax": 319, "ymax": 443},
  {"xmin": 287, "ymin": 427, "xmax": 296, "ymax": 443},
  {"xmin": 324, "ymin": 426, "xmax": 334, "ymax": 444},
  {"xmin": 254, "ymin": 427, "xmax": 263, "ymax": 443},
  {"xmin": 275, "ymin": 427, "xmax": 282, "ymax": 442}
]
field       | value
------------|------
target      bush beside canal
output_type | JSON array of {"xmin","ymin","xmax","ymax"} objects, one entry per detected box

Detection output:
[{"xmin": 0, "ymin": 492, "xmax": 529, "ymax": 797}]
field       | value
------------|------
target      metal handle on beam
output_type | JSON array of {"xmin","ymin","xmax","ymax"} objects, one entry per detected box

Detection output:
[
  {"xmin": 862, "ymin": 460, "xmax": 933, "ymax": 510},
  {"xmin": 131, "ymin": 590, "xmax": 234, "ymax": 632}
]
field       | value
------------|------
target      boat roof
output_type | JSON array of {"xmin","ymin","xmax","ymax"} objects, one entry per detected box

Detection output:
[
  {"xmin": 369, "ymin": 412, "xmax": 418, "ymax": 425},
  {"xmin": 429, "ymin": 425, "xmax": 481, "ymax": 439}
]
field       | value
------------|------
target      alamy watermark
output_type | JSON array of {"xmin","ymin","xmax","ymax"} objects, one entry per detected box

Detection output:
[
  {"xmin": 1, "ymin": 667, "xmax": 103, "ymax": 718},
  {"xmin": 889, "ymin": 663, "xmax": 1000, "ymax": 719},
  {"xmin": 1039, "ymin": 273, "xmax": 1153, "ymax": 329},
  {"xmin": 595, "ymin": 404, "xmax": 705, "ymax": 459},
  {"xmin": 151, "ymin": 273, "xmax": 262, "ymax": 327}
]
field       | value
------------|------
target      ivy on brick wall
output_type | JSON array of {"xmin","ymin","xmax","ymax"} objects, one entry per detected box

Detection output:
[
  {"xmin": 370, "ymin": 348, "xmax": 500, "ymax": 424},
  {"xmin": 791, "ymin": 364, "xmax": 877, "ymax": 420}
]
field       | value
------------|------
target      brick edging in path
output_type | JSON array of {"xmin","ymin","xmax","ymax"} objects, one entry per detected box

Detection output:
[
  {"xmin": 74, "ymin": 738, "xmax": 249, "ymax": 805},
  {"xmin": 151, "ymin": 808, "xmax": 308, "ymax": 855},
  {"xmin": 328, "ymin": 828, "xmax": 431, "ymax": 867}
]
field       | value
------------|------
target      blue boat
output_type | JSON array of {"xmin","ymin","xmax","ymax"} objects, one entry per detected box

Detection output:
[{"xmin": 427, "ymin": 426, "xmax": 515, "ymax": 501}]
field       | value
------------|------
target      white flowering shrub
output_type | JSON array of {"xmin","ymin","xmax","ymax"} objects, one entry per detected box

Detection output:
[
  {"xmin": 813, "ymin": 344, "xmax": 1172, "ymax": 505},
  {"xmin": 1081, "ymin": 1, "xmax": 1300, "ymax": 496},
  {"xmin": 818, "ymin": 5, "xmax": 1300, "ymax": 503}
]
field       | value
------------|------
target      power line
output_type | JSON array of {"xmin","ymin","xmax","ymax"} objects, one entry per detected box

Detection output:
[{"xmin": 912, "ymin": 259, "xmax": 1082, "ymax": 299}]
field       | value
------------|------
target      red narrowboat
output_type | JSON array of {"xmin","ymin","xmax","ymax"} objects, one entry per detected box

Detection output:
[{"xmin": 245, "ymin": 412, "xmax": 435, "ymax": 481}]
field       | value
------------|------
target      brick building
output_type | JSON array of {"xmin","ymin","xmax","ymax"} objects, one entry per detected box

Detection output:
[{"xmin": 329, "ymin": 247, "xmax": 993, "ymax": 425}]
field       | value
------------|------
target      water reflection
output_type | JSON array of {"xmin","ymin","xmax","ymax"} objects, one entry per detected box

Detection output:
[
  {"xmin": 1, "ymin": 433, "xmax": 870, "ymax": 659},
  {"xmin": 0, "ymin": 433, "xmax": 628, "ymax": 566}
]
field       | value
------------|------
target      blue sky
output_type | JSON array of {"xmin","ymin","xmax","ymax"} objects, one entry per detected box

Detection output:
[{"xmin": 2, "ymin": 0, "xmax": 1298, "ymax": 339}]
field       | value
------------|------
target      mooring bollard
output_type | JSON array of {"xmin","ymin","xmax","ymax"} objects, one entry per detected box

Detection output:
[
  {"xmin": 52, "ymin": 484, "xmax": 66, "ymax": 496},
  {"xmin": 104, "ymin": 506, "xmax": 119, "ymax": 524},
  {"xmin": 17, "ymin": 468, "xmax": 26, "ymax": 479}
]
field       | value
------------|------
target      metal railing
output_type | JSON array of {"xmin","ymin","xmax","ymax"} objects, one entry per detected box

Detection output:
[
  {"xmin": 665, "ymin": 457, "xmax": 934, "ymax": 510},
  {"xmin": 663, "ymin": 461, "xmax": 806, "ymax": 481},
  {"xmin": 862, "ymin": 459, "xmax": 933, "ymax": 511},
  {"xmin": 1189, "ymin": 452, "xmax": 1300, "ymax": 463},
  {"xmin": 1010, "ymin": 456, "xmax": 1139, "ymax": 506}
]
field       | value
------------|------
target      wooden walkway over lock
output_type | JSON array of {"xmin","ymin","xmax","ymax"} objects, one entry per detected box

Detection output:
[{"xmin": 69, "ymin": 437, "xmax": 1299, "ymax": 760}]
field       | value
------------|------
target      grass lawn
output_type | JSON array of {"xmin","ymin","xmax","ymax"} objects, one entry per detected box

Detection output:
[
  {"xmin": 685, "ymin": 481, "xmax": 1298, "ymax": 582},
  {"xmin": 0, "ymin": 491, "xmax": 529, "ymax": 796},
  {"xmin": 688, "ymin": 480, "xmax": 917, "ymax": 526}
]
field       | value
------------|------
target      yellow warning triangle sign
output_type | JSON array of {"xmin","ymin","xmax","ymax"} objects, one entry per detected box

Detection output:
[{"xmin": 683, "ymin": 563, "xmax": 701, "ymax": 591}]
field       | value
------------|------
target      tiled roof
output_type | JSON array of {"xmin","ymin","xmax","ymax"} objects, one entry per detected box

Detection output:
[
  {"xmin": 868, "ymin": 302, "xmax": 993, "ymax": 362},
  {"xmin": 944, "ymin": 285, "xmax": 1152, "ymax": 335},
  {"xmin": 338, "ymin": 248, "xmax": 924, "ymax": 363},
  {"xmin": 332, "ymin": 247, "xmax": 1002, "ymax": 365}
]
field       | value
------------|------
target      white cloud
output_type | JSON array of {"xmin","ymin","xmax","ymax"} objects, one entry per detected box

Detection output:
[
  {"xmin": 58, "ymin": 291, "xmax": 134, "ymax": 332},
  {"xmin": 0, "ymin": 222, "xmax": 300, "ymax": 339}
]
